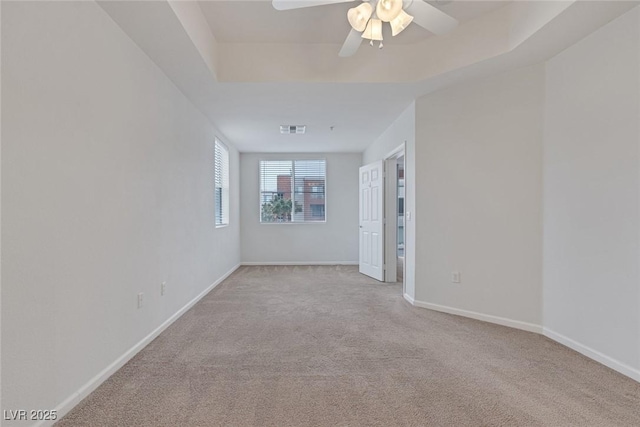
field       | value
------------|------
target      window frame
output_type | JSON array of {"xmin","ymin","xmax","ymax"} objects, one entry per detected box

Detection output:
[
  {"xmin": 214, "ymin": 138, "xmax": 230, "ymax": 228},
  {"xmin": 258, "ymin": 158, "xmax": 327, "ymax": 225}
]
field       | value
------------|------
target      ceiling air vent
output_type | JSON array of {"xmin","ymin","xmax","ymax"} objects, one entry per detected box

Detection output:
[{"xmin": 280, "ymin": 125, "xmax": 306, "ymax": 135}]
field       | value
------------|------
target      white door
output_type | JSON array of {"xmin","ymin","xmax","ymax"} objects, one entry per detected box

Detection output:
[{"xmin": 359, "ymin": 161, "xmax": 385, "ymax": 281}]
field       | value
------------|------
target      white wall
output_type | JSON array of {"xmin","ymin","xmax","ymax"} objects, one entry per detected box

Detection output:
[
  {"xmin": 413, "ymin": 64, "xmax": 545, "ymax": 330},
  {"xmin": 363, "ymin": 104, "xmax": 414, "ymax": 166},
  {"xmin": 543, "ymin": 8, "xmax": 640, "ymax": 379},
  {"xmin": 361, "ymin": 6, "xmax": 640, "ymax": 384},
  {"xmin": 240, "ymin": 153, "xmax": 360, "ymax": 264},
  {"xmin": 1, "ymin": 1, "xmax": 240, "ymax": 423},
  {"xmin": 363, "ymin": 103, "xmax": 416, "ymax": 298}
]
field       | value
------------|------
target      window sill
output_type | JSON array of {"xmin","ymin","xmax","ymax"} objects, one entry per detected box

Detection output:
[
  {"xmin": 259, "ymin": 221, "xmax": 327, "ymax": 225},
  {"xmin": 215, "ymin": 224, "xmax": 229, "ymax": 229}
]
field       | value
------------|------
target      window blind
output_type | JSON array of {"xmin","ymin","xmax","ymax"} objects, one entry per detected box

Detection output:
[
  {"xmin": 215, "ymin": 140, "xmax": 229, "ymax": 226},
  {"xmin": 260, "ymin": 159, "xmax": 326, "ymax": 223}
]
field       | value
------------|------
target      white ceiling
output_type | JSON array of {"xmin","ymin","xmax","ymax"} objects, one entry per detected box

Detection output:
[
  {"xmin": 199, "ymin": 0, "xmax": 509, "ymax": 45},
  {"xmin": 189, "ymin": 0, "xmax": 503, "ymax": 152},
  {"xmin": 205, "ymin": 82, "xmax": 418, "ymax": 152},
  {"xmin": 99, "ymin": 0, "xmax": 639, "ymax": 153}
]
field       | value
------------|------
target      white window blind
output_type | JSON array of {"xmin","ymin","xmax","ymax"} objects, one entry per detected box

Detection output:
[
  {"xmin": 215, "ymin": 139, "xmax": 229, "ymax": 226},
  {"xmin": 260, "ymin": 159, "xmax": 326, "ymax": 223}
]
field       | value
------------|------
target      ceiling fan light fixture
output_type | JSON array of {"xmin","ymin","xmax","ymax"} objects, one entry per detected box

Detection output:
[
  {"xmin": 376, "ymin": 0, "xmax": 403, "ymax": 23},
  {"xmin": 362, "ymin": 18, "xmax": 383, "ymax": 41},
  {"xmin": 390, "ymin": 9, "xmax": 413, "ymax": 36},
  {"xmin": 347, "ymin": 2, "xmax": 373, "ymax": 32}
]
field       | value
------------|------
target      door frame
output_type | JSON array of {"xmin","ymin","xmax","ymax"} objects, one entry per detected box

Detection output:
[{"xmin": 384, "ymin": 144, "xmax": 405, "ymax": 289}]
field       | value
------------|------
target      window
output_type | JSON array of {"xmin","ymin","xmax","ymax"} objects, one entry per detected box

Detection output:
[
  {"xmin": 260, "ymin": 159, "xmax": 326, "ymax": 223},
  {"xmin": 214, "ymin": 139, "xmax": 229, "ymax": 226},
  {"xmin": 310, "ymin": 204, "xmax": 325, "ymax": 217},
  {"xmin": 311, "ymin": 185, "xmax": 324, "ymax": 199}
]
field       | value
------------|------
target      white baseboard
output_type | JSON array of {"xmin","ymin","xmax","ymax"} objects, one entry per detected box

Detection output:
[
  {"xmin": 410, "ymin": 298, "xmax": 543, "ymax": 334},
  {"xmin": 241, "ymin": 261, "xmax": 358, "ymax": 266},
  {"xmin": 403, "ymin": 293, "xmax": 415, "ymax": 305},
  {"xmin": 32, "ymin": 262, "xmax": 640, "ymax": 427},
  {"xmin": 407, "ymin": 299, "xmax": 639, "ymax": 383},
  {"xmin": 543, "ymin": 328, "xmax": 640, "ymax": 383},
  {"xmin": 37, "ymin": 263, "xmax": 241, "ymax": 427}
]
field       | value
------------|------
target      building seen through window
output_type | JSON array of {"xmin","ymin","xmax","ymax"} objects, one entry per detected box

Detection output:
[{"xmin": 260, "ymin": 160, "xmax": 326, "ymax": 223}]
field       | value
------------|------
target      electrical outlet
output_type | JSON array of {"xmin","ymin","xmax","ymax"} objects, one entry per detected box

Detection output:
[
  {"xmin": 137, "ymin": 292, "xmax": 144, "ymax": 308},
  {"xmin": 161, "ymin": 281, "xmax": 166, "ymax": 296},
  {"xmin": 451, "ymin": 271, "xmax": 461, "ymax": 283}
]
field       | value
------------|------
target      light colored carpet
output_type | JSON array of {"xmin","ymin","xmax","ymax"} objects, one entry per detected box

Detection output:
[{"xmin": 58, "ymin": 265, "xmax": 640, "ymax": 426}]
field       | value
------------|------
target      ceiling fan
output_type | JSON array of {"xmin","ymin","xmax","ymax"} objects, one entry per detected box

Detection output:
[{"xmin": 272, "ymin": 0, "xmax": 459, "ymax": 57}]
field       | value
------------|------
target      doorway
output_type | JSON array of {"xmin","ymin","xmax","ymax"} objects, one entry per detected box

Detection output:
[
  {"xmin": 358, "ymin": 145, "xmax": 405, "ymax": 292},
  {"xmin": 396, "ymin": 155, "xmax": 405, "ymax": 284},
  {"xmin": 383, "ymin": 145, "xmax": 405, "ymax": 292}
]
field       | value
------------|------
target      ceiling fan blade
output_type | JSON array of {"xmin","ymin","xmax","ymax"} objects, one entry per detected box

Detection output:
[
  {"xmin": 273, "ymin": 0, "xmax": 355, "ymax": 11},
  {"xmin": 339, "ymin": 29, "xmax": 363, "ymax": 57},
  {"xmin": 405, "ymin": 0, "xmax": 459, "ymax": 35}
]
